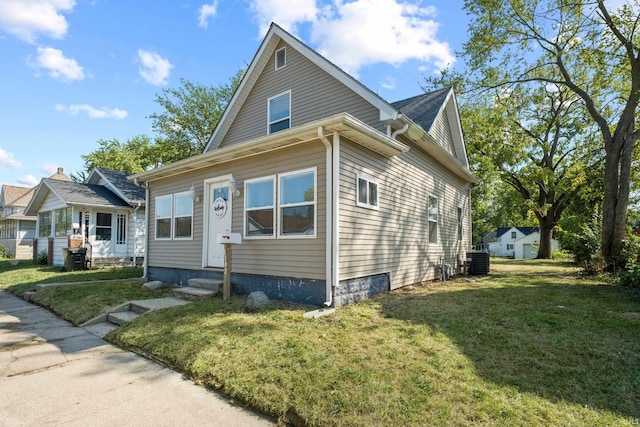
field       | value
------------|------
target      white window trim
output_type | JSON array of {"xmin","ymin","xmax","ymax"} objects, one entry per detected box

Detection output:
[
  {"xmin": 244, "ymin": 175, "xmax": 276, "ymax": 240},
  {"xmin": 155, "ymin": 194, "xmax": 172, "ymax": 240},
  {"xmin": 173, "ymin": 191, "xmax": 194, "ymax": 240},
  {"xmin": 356, "ymin": 173, "xmax": 380, "ymax": 210},
  {"xmin": 267, "ymin": 90, "xmax": 291, "ymax": 134},
  {"xmin": 278, "ymin": 167, "xmax": 317, "ymax": 239},
  {"xmin": 428, "ymin": 194, "xmax": 439, "ymax": 246},
  {"xmin": 275, "ymin": 47, "xmax": 286, "ymax": 70}
]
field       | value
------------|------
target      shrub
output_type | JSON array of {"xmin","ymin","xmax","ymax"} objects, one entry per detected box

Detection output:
[
  {"xmin": 0, "ymin": 245, "xmax": 8, "ymax": 259},
  {"xmin": 617, "ymin": 263, "xmax": 640, "ymax": 288},
  {"xmin": 36, "ymin": 250, "xmax": 48, "ymax": 265}
]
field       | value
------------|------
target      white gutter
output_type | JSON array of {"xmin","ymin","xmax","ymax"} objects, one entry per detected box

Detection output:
[
  {"xmin": 391, "ymin": 123, "xmax": 409, "ymax": 139},
  {"xmin": 332, "ymin": 131, "xmax": 340, "ymax": 307},
  {"xmin": 142, "ymin": 182, "xmax": 149, "ymax": 280},
  {"xmin": 318, "ymin": 127, "xmax": 333, "ymax": 307}
]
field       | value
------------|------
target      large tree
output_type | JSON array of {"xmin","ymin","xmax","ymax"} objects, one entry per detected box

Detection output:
[
  {"xmin": 148, "ymin": 69, "xmax": 244, "ymax": 161},
  {"xmin": 463, "ymin": 0, "xmax": 640, "ymax": 267}
]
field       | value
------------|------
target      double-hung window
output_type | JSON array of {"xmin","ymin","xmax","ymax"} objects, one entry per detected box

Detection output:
[
  {"xmin": 54, "ymin": 207, "xmax": 72, "ymax": 237},
  {"xmin": 275, "ymin": 47, "xmax": 286, "ymax": 70},
  {"xmin": 279, "ymin": 168, "xmax": 316, "ymax": 237},
  {"xmin": 268, "ymin": 91, "xmax": 290, "ymax": 133},
  {"xmin": 457, "ymin": 207, "xmax": 463, "ymax": 241},
  {"xmin": 428, "ymin": 195, "xmax": 438, "ymax": 245},
  {"xmin": 95, "ymin": 213, "xmax": 112, "ymax": 241},
  {"xmin": 155, "ymin": 195, "xmax": 172, "ymax": 239},
  {"xmin": 356, "ymin": 174, "xmax": 379, "ymax": 209},
  {"xmin": 245, "ymin": 177, "xmax": 275, "ymax": 237},
  {"xmin": 173, "ymin": 192, "xmax": 193, "ymax": 239},
  {"xmin": 39, "ymin": 212, "xmax": 51, "ymax": 237}
]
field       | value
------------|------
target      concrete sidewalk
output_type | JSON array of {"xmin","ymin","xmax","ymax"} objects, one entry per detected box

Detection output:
[{"xmin": 0, "ymin": 291, "xmax": 274, "ymax": 426}]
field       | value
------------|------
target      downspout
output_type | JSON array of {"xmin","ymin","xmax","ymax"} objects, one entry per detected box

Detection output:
[
  {"xmin": 318, "ymin": 127, "xmax": 333, "ymax": 307},
  {"xmin": 332, "ymin": 131, "xmax": 340, "ymax": 307},
  {"xmin": 134, "ymin": 179, "xmax": 149, "ymax": 281},
  {"xmin": 132, "ymin": 202, "xmax": 142, "ymax": 267},
  {"xmin": 391, "ymin": 123, "xmax": 409, "ymax": 139}
]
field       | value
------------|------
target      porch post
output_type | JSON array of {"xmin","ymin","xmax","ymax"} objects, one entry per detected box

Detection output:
[{"xmin": 223, "ymin": 243, "xmax": 231, "ymax": 300}]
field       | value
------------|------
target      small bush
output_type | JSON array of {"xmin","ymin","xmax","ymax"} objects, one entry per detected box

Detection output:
[
  {"xmin": 36, "ymin": 250, "xmax": 48, "ymax": 265},
  {"xmin": 617, "ymin": 263, "xmax": 640, "ymax": 288},
  {"xmin": 0, "ymin": 245, "xmax": 8, "ymax": 258}
]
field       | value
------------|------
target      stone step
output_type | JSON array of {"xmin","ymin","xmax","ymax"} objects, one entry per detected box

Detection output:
[
  {"xmin": 107, "ymin": 311, "xmax": 140, "ymax": 326},
  {"xmin": 129, "ymin": 302, "xmax": 151, "ymax": 315},
  {"xmin": 187, "ymin": 278, "xmax": 222, "ymax": 291},
  {"xmin": 173, "ymin": 286, "xmax": 217, "ymax": 301}
]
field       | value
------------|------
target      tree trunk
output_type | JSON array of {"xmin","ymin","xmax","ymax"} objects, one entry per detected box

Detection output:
[
  {"xmin": 601, "ymin": 135, "xmax": 633, "ymax": 270},
  {"xmin": 536, "ymin": 218, "xmax": 555, "ymax": 259}
]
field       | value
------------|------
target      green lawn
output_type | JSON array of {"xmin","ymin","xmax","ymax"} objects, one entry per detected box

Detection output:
[{"xmin": 103, "ymin": 258, "xmax": 640, "ymax": 426}]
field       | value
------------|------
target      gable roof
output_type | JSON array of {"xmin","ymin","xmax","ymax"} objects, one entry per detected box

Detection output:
[
  {"xmin": 391, "ymin": 87, "xmax": 451, "ymax": 132},
  {"xmin": 204, "ymin": 23, "xmax": 400, "ymax": 152},
  {"xmin": 86, "ymin": 168, "xmax": 145, "ymax": 205},
  {"xmin": 24, "ymin": 178, "xmax": 130, "ymax": 216},
  {"xmin": 496, "ymin": 226, "xmax": 539, "ymax": 238},
  {"xmin": 1, "ymin": 185, "xmax": 33, "ymax": 207},
  {"xmin": 48, "ymin": 167, "xmax": 72, "ymax": 182}
]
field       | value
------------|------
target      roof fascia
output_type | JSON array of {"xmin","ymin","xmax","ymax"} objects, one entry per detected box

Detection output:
[{"xmin": 24, "ymin": 180, "xmax": 67, "ymax": 216}]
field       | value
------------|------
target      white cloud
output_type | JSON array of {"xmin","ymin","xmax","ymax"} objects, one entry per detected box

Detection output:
[
  {"xmin": 0, "ymin": 0, "xmax": 75, "ymax": 43},
  {"xmin": 18, "ymin": 174, "xmax": 39, "ymax": 186},
  {"xmin": 0, "ymin": 146, "xmax": 22, "ymax": 168},
  {"xmin": 30, "ymin": 46, "xmax": 85, "ymax": 81},
  {"xmin": 248, "ymin": 0, "xmax": 454, "ymax": 76},
  {"xmin": 137, "ymin": 49, "xmax": 173, "ymax": 86},
  {"xmin": 54, "ymin": 103, "xmax": 128, "ymax": 119},
  {"xmin": 198, "ymin": 1, "xmax": 218, "ymax": 28},
  {"xmin": 250, "ymin": 0, "xmax": 317, "ymax": 36}
]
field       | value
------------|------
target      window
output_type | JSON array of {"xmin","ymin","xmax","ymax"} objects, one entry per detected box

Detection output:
[
  {"xmin": 279, "ymin": 168, "xmax": 316, "ymax": 237},
  {"xmin": 511, "ymin": 231, "xmax": 517, "ymax": 239},
  {"xmin": 457, "ymin": 207, "xmax": 463, "ymax": 241},
  {"xmin": 428, "ymin": 195, "xmax": 438, "ymax": 245},
  {"xmin": 116, "ymin": 214, "xmax": 127, "ymax": 245},
  {"xmin": 155, "ymin": 195, "xmax": 172, "ymax": 239},
  {"xmin": 0, "ymin": 219, "xmax": 16, "ymax": 239},
  {"xmin": 507, "ymin": 244, "xmax": 514, "ymax": 250},
  {"xmin": 245, "ymin": 177, "xmax": 275, "ymax": 237},
  {"xmin": 95, "ymin": 213, "xmax": 112, "ymax": 241},
  {"xmin": 39, "ymin": 212, "xmax": 51, "ymax": 237},
  {"xmin": 356, "ymin": 174, "xmax": 379, "ymax": 209},
  {"xmin": 174, "ymin": 192, "xmax": 193, "ymax": 239},
  {"xmin": 54, "ymin": 207, "xmax": 72, "ymax": 237},
  {"xmin": 275, "ymin": 47, "xmax": 286, "ymax": 70},
  {"xmin": 268, "ymin": 91, "xmax": 291, "ymax": 133}
]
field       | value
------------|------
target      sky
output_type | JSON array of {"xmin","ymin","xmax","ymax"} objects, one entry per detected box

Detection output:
[{"xmin": 0, "ymin": 0, "xmax": 470, "ymax": 189}]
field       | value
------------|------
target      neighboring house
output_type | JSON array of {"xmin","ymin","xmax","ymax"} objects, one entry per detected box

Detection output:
[
  {"xmin": 131, "ymin": 23, "xmax": 479, "ymax": 307},
  {"xmin": 24, "ymin": 167, "xmax": 146, "ymax": 268},
  {"xmin": 481, "ymin": 231, "xmax": 497, "ymax": 252},
  {"xmin": 514, "ymin": 231, "xmax": 561, "ymax": 259},
  {"xmin": 0, "ymin": 184, "xmax": 36, "ymax": 259},
  {"xmin": 488, "ymin": 227, "xmax": 539, "ymax": 257}
]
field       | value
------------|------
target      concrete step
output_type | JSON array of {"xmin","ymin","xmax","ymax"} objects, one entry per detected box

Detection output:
[
  {"xmin": 173, "ymin": 286, "xmax": 217, "ymax": 301},
  {"xmin": 107, "ymin": 311, "xmax": 140, "ymax": 326},
  {"xmin": 129, "ymin": 302, "xmax": 151, "ymax": 315},
  {"xmin": 187, "ymin": 278, "xmax": 222, "ymax": 292},
  {"xmin": 83, "ymin": 322, "xmax": 118, "ymax": 339}
]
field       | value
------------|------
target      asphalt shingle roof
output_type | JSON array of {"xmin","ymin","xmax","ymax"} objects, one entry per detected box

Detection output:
[
  {"xmin": 44, "ymin": 178, "xmax": 130, "ymax": 208},
  {"xmin": 93, "ymin": 168, "xmax": 145, "ymax": 205},
  {"xmin": 391, "ymin": 87, "xmax": 451, "ymax": 133}
]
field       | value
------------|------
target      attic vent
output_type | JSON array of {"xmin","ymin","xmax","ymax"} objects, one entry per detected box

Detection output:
[{"xmin": 275, "ymin": 47, "xmax": 286, "ymax": 70}]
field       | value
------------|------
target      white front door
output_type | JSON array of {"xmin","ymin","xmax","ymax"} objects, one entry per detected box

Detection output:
[{"xmin": 206, "ymin": 179, "xmax": 231, "ymax": 268}]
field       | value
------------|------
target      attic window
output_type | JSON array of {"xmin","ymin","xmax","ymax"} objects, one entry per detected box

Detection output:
[
  {"xmin": 268, "ymin": 91, "xmax": 291, "ymax": 133},
  {"xmin": 275, "ymin": 47, "xmax": 286, "ymax": 70}
]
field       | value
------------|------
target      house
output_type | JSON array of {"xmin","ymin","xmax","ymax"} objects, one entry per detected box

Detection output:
[
  {"xmin": 514, "ymin": 231, "xmax": 560, "ymax": 259},
  {"xmin": 131, "ymin": 23, "xmax": 479, "ymax": 307},
  {"xmin": 488, "ymin": 227, "xmax": 539, "ymax": 257},
  {"xmin": 24, "ymin": 167, "xmax": 146, "ymax": 268},
  {"xmin": 0, "ymin": 184, "xmax": 36, "ymax": 259}
]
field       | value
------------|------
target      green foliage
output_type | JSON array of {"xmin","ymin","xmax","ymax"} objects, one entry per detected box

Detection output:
[
  {"xmin": 149, "ymin": 69, "xmax": 244, "ymax": 162},
  {"xmin": 79, "ymin": 134, "xmax": 161, "ymax": 175},
  {"xmin": 617, "ymin": 263, "xmax": 640, "ymax": 288},
  {"xmin": 36, "ymin": 250, "xmax": 48, "ymax": 265},
  {"xmin": 0, "ymin": 246, "xmax": 8, "ymax": 258},
  {"xmin": 557, "ymin": 210, "xmax": 601, "ymax": 268}
]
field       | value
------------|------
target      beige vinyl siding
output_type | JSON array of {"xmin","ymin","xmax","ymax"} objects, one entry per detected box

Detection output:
[
  {"xmin": 218, "ymin": 41, "xmax": 383, "ymax": 149},
  {"xmin": 40, "ymin": 191, "xmax": 66, "ymax": 213},
  {"xmin": 338, "ymin": 139, "xmax": 472, "ymax": 290},
  {"xmin": 147, "ymin": 142, "xmax": 327, "ymax": 279},
  {"xmin": 429, "ymin": 109, "xmax": 456, "ymax": 157}
]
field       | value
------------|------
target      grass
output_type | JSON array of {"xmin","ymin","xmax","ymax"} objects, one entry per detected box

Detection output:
[
  {"xmin": 0, "ymin": 258, "xmax": 143, "ymax": 296},
  {"xmin": 0, "ymin": 258, "xmax": 167, "ymax": 324},
  {"xmin": 103, "ymin": 258, "xmax": 640, "ymax": 426}
]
